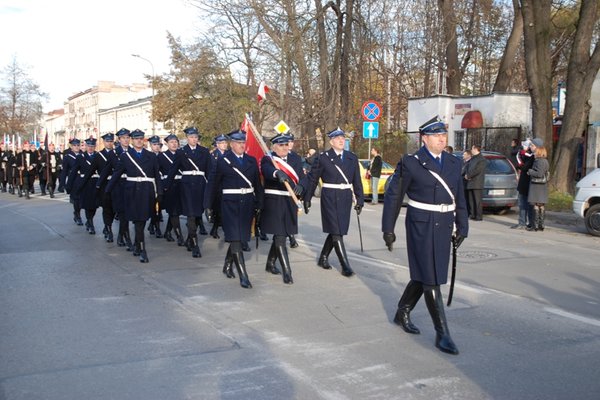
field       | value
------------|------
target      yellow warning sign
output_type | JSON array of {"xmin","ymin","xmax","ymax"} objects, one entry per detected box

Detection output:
[{"xmin": 274, "ymin": 120, "xmax": 290, "ymax": 134}]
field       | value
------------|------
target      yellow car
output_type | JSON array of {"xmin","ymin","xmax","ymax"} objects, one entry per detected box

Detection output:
[{"xmin": 359, "ymin": 159, "xmax": 395, "ymax": 199}]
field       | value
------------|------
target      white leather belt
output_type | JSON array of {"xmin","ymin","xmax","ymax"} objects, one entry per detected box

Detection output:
[
  {"xmin": 322, "ymin": 183, "xmax": 353, "ymax": 190},
  {"xmin": 121, "ymin": 174, "xmax": 127, "ymax": 179},
  {"xmin": 161, "ymin": 175, "xmax": 182, "ymax": 180},
  {"xmin": 107, "ymin": 175, "xmax": 112, "ymax": 180},
  {"xmin": 265, "ymin": 189, "xmax": 290, "ymax": 197},
  {"xmin": 181, "ymin": 170, "xmax": 205, "ymax": 176},
  {"xmin": 223, "ymin": 188, "xmax": 254, "ymax": 195},
  {"xmin": 408, "ymin": 198, "xmax": 455, "ymax": 213},
  {"xmin": 81, "ymin": 174, "xmax": 100, "ymax": 178},
  {"xmin": 127, "ymin": 177, "xmax": 155, "ymax": 183}
]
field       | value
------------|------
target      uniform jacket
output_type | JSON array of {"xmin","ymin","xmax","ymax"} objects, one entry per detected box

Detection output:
[
  {"xmin": 204, "ymin": 150, "xmax": 263, "ymax": 242},
  {"xmin": 98, "ymin": 146, "xmax": 128, "ymax": 214},
  {"xmin": 68, "ymin": 152, "xmax": 101, "ymax": 210},
  {"xmin": 260, "ymin": 152, "xmax": 305, "ymax": 236},
  {"xmin": 465, "ymin": 153, "xmax": 487, "ymax": 190},
  {"xmin": 165, "ymin": 144, "xmax": 211, "ymax": 217},
  {"xmin": 157, "ymin": 150, "xmax": 182, "ymax": 215},
  {"xmin": 302, "ymin": 148, "xmax": 364, "ymax": 235},
  {"xmin": 16, "ymin": 150, "xmax": 38, "ymax": 176},
  {"xmin": 59, "ymin": 149, "xmax": 80, "ymax": 192},
  {"xmin": 106, "ymin": 147, "xmax": 162, "ymax": 222},
  {"xmin": 382, "ymin": 147, "xmax": 468, "ymax": 286}
]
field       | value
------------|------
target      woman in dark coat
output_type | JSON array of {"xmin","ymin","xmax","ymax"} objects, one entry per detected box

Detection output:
[{"xmin": 527, "ymin": 145, "xmax": 550, "ymax": 231}]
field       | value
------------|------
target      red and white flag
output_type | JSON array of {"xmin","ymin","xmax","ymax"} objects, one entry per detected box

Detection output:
[
  {"xmin": 257, "ymin": 81, "xmax": 269, "ymax": 103},
  {"xmin": 241, "ymin": 116, "xmax": 265, "ymax": 172}
]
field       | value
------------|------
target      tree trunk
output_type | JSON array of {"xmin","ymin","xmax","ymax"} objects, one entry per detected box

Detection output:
[
  {"xmin": 493, "ymin": 0, "xmax": 523, "ymax": 92},
  {"xmin": 521, "ymin": 0, "xmax": 553, "ymax": 151},
  {"xmin": 439, "ymin": 0, "xmax": 462, "ymax": 95},
  {"xmin": 551, "ymin": 0, "xmax": 600, "ymax": 193},
  {"xmin": 339, "ymin": 0, "xmax": 354, "ymax": 125}
]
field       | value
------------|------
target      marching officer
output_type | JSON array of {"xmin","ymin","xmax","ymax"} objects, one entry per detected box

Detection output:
[
  {"xmin": 45, "ymin": 143, "xmax": 62, "ymax": 198},
  {"xmin": 68, "ymin": 138, "xmax": 100, "ymax": 234},
  {"xmin": 16, "ymin": 141, "xmax": 38, "ymax": 199},
  {"xmin": 147, "ymin": 135, "xmax": 164, "ymax": 238},
  {"xmin": 260, "ymin": 133, "xmax": 305, "ymax": 284},
  {"xmin": 382, "ymin": 116, "xmax": 468, "ymax": 355},
  {"xmin": 7, "ymin": 148, "xmax": 17, "ymax": 194},
  {"xmin": 298, "ymin": 128, "xmax": 364, "ymax": 278},
  {"xmin": 284, "ymin": 133, "xmax": 302, "ymax": 248},
  {"xmin": 0, "ymin": 143, "xmax": 9, "ymax": 192},
  {"xmin": 98, "ymin": 128, "xmax": 133, "ymax": 249},
  {"xmin": 208, "ymin": 134, "xmax": 228, "ymax": 239},
  {"xmin": 36, "ymin": 145, "xmax": 47, "ymax": 195},
  {"xmin": 165, "ymin": 127, "xmax": 211, "ymax": 258},
  {"xmin": 59, "ymin": 138, "xmax": 83, "ymax": 224},
  {"xmin": 106, "ymin": 129, "xmax": 162, "ymax": 263},
  {"xmin": 204, "ymin": 130, "xmax": 263, "ymax": 289},
  {"xmin": 158, "ymin": 134, "xmax": 184, "ymax": 245}
]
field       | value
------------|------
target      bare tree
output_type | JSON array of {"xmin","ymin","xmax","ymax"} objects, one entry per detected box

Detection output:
[{"xmin": 493, "ymin": 0, "xmax": 524, "ymax": 92}]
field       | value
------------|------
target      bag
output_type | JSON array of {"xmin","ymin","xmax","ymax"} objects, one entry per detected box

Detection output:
[{"xmin": 531, "ymin": 171, "xmax": 549, "ymax": 184}]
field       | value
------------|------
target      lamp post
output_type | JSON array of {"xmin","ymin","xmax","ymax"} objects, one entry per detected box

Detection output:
[{"xmin": 131, "ymin": 54, "xmax": 155, "ymax": 135}]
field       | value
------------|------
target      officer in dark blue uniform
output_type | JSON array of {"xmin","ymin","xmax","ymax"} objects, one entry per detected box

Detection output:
[
  {"xmin": 382, "ymin": 116, "xmax": 468, "ymax": 355},
  {"xmin": 147, "ymin": 135, "xmax": 164, "ymax": 238},
  {"xmin": 205, "ymin": 130, "xmax": 263, "ymax": 289},
  {"xmin": 260, "ymin": 133, "xmax": 305, "ymax": 284},
  {"xmin": 299, "ymin": 128, "xmax": 364, "ymax": 278},
  {"xmin": 283, "ymin": 133, "xmax": 302, "ymax": 248},
  {"xmin": 165, "ymin": 127, "xmax": 211, "ymax": 258},
  {"xmin": 158, "ymin": 134, "xmax": 184, "ymax": 245},
  {"xmin": 98, "ymin": 128, "xmax": 133, "ymax": 249},
  {"xmin": 59, "ymin": 138, "xmax": 83, "ymax": 225},
  {"xmin": 208, "ymin": 134, "xmax": 228, "ymax": 239},
  {"xmin": 68, "ymin": 137, "xmax": 101, "ymax": 234},
  {"xmin": 106, "ymin": 129, "xmax": 162, "ymax": 263}
]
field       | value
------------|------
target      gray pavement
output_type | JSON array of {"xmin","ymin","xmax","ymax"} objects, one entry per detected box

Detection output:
[{"xmin": 1, "ymin": 192, "xmax": 599, "ymax": 399}]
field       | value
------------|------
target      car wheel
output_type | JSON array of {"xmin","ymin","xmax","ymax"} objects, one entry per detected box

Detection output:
[{"xmin": 584, "ymin": 203, "xmax": 600, "ymax": 237}]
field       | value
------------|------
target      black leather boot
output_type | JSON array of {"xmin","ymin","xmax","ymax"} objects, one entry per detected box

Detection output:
[
  {"xmin": 393, "ymin": 280, "xmax": 423, "ymax": 334},
  {"xmin": 148, "ymin": 222, "xmax": 156, "ymax": 235},
  {"xmin": 289, "ymin": 235, "xmax": 298, "ymax": 248},
  {"xmin": 164, "ymin": 230, "xmax": 174, "ymax": 242},
  {"xmin": 198, "ymin": 217, "xmax": 208, "ymax": 235},
  {"xmin": 265, "ymin": 242, "xmax": 281, "ymax": 275},
  {"xmin": 117, "ymin": 230, "xmax": 126, "ymax": 247},
  {"xmin": 276, "ymin": 242, "xmax": 293, "ymax": 284},
  {"xmin": 106, "ymin": 225, "xmax": 114, "ymax": 243},
  {"xmin": 190, "ymin": 236, "xmax": 201, "ymax": 258},
  {"xmin": 88, "ymin": 221, "xmax": 95, "ymax": 235},
  {"xmin": 210, "ymin": 223, "xmax": 219, "ymax": 239},
  {"xmin": 333, "ymin": 236, "xmax": 354, "ymax": 277},
  {"xmin": 232, "ymin": 246, "xmax": 252, "ymax": 289},
  {"xmin": 317, "ymin": 234, "xmax": 333, "ymax": 269},
  {"xmin": 139, "ymin": 241, "xmax": 149, "ymax": 263},
  {"xmin": 49, "ymin": 187, "xmax": 55, "ymax": 198},
  {"xmin": 155, "ymin": 224, "xmax": 163, "ymax": 238},
  {"xmin": 222, "ymin": 247, "xmax": 235, "ymax": 279},
  {"xmin": 424, "ymin": 286, "xmax": 459, "ymax": 355},
  {"xmin": 124, "ymin": 230, "xmax": 134, "ymax": 251},
  {"xmin": 174, "ymin": 227, "xmax": 185, "ymax": 247}
]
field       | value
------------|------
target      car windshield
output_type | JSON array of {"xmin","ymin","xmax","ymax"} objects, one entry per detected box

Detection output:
[{"xmin": 486, "ymin": 157, "xmax": 514, "ymax": 175}]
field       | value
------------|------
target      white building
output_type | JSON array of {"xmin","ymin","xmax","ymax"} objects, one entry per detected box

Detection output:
[
  {"xmin": 98, "ymin": 96, "xmax": 165, "ymax": 139},
  {"xmin": 43, "ymin": 109, "xmax": 67, "ymax": 148}
]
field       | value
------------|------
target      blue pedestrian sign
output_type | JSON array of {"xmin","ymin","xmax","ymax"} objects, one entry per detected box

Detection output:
[{"xmin": 363, "ymin": 121, "xmax": 379, "ymax": 139}]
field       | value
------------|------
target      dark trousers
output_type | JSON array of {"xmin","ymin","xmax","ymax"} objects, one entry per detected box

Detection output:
[{"xmin": 468, "ymin": 189, "xmax": 483, "ymax": 220}]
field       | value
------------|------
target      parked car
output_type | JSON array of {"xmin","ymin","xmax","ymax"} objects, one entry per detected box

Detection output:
[
  {"xmin": 573, "ymin": 162, "xmax": 600, "ymax": 237},
  {"xmin": 312, "ymin": 158, "xmax": 395, "ymax": 199},
  {"xmin": 455, "ymin": 151, "xmax": 518, "ymax": 213}
]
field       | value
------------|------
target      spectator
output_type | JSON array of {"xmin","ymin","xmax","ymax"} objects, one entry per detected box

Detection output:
[
  {"xmin": 511, "ymin": 140, "xmax": 535, "ymax": 230},
  {"xmin": 464, "ymin": 144, "xmax": 488, "ymax": 221},
  {"xmin": 527, "ymin": 141, "xmax": 549, "ymax": 231},
  {"xmin": 462, "ymin": 150, "xmax": 472, "ymax": 217},
  {"xmin": 368, "ymin": 147, "xmax": 382, "ymax": 204},
  {"xmin": 444, "ymin": 145, "xmax": 454, "ymax": 154},
  {"xmin": 509, "ymin": 138, "xmax": 520, "ymax": 169}
]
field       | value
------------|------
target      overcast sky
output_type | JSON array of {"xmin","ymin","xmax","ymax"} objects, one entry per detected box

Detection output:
[{"xmin": 0, "ymin": 0, "xmax": 201, "ymax": 111}]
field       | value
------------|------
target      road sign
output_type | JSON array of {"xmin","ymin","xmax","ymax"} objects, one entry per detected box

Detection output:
[
  {"xmin": 363, "ymin": 121, "xmax": 379, "ymax": 139},
  {"xmin": 361, "ymin": 100, "xmax": 382, "ymax": 122},
  {"xmin": 274, "ymin": 120, "xmax": 290, "ymax": 134}
]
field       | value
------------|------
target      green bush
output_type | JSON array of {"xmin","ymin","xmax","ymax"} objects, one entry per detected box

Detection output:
[{"xmin": 547, "ymin": 190, "xmax": 573, "ymax": 211}]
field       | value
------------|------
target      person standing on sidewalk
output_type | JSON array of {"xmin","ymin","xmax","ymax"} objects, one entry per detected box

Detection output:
[
  {"xmin": 382, "ymin": 115, "xmax": 468, "ymax": 355},
  {"xmin": 511, "ymin": 140, "xmax": 535, "ymax": 230},
  {"xmin": 464, "ymin": 144, "xmax": 487, "ymax": 221},
  {"xmin": 527, "ymin": 141, "xmax": 550, "ymax": 232},
  {"xmin": 368, "ymin": 147, "xmax": 382, "ymax": 204}
]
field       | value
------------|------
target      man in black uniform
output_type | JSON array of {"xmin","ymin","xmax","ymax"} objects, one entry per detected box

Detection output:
[
  {"xmin": 36, "ymin": 144, "xmax": 47, "ymax": 195},
  {"xmin": 60, "ymin": 138, "xmax": 83, "ymax": 224},
  {"xmin": 106, "ymin": 129, "xmax": 162, "ymax": 263},
  {"xmin": 208, "ymin": 134, "xmax": 228, "ymax": 239},
  {"xmin": 299, "ymin": 128, "xmax": 364, "ymax": 278},
  {"xmin": 205, "ymin": 130, "xmax": 263, "ymax": 289},
  {"xmin": 382, "ymin": 116, "xmax": 468, "ymax": 355},
  {"xmin": 68, "ymin": 138, "xmax": 100, "ymax": 234},
  {"xmin": 147, "ymin": 135, "xmax": 164, "ymax": 238},
  {"xmin": 284, "ymin": 133, "xmax": 302, "ymax": 248},
  {"xmin": 165, "ymin": 127, "xmax": 211, "ymax": 258},
  {"xmin": 158, "ymin": 134, "xmax": 184, "ymax": 245},
  {"xmin": 1, "ymin": 143, "xmax": 9, "ymax": 192},
  {"xmin": 260, "ymin": 133, "xmax": 305, "ymax": 284},
  {"xmin": 45, "ymin": 143, "xmax": 62, "ymax": 198},
  {"xmin": 16, "ymin": 141, "xmax": 38, "ymax": 199}
]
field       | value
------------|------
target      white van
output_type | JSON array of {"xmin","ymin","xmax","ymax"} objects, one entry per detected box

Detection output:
[{"xmin": 573, "ymin": 158, "xmax": 600, "ymax": 236}]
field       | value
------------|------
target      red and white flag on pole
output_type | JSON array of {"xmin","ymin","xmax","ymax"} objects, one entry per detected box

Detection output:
[
  {"xmin": 257, "ymin": 81, "xmax": 269, "ymax": 103},
  {"xmin": 241, "ymin": 116, "xmax": 265, "ymax": 173}
]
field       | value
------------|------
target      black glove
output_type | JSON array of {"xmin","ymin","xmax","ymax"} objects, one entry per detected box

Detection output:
[
  {"xmin": 452, "ymin": 234, "xmax": 465, "ymax": 249},
  {"xmin": 275, "ymin": 170, "xmax": 291, "ymax": 184},
  {"xmin": 303, "ymin": 200, "xmax": 311, "ymax": 214},
  {"xmin": 293, "ymin": 183, "xmax": 304, "ymax": 197},
  {"xmin": 383, "ymin": 232, "xmax": 396, "ymax": 251},
  {"xmin": 354, "ymin": 204, "xmax": 363, "ymax": 216}
]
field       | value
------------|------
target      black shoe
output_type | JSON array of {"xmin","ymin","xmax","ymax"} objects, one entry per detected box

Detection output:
[
  {"xmin": 164, "ymin": 231, "xmax": 174, "ymax": 242},
  {"xmin": 148, "ymin": 224, "xmax": 156, "ymax": 235},
  {"xmin": 259, "ymin": 232, "xmax": 269, "ymax": 241},
  {"xmin": 210, "ymin": 224, "xmax": 220, "ymax": 239},
  {"xmin": 425, "ymin": 286, "xmax": 459, "ymax": 355},
  {"xmin": 289, "ymin": 235, "xmax": 298, "ymax": 248},
  {"xmin": 117, "ymin": 234, "xmax": 126, "ymax": 247},
  {"xmin": 317, "ymin": 256, "xmax": 332, "ymax": 270},
  {"xmin": 89, "ymin": 224, "xmax": 96, "ymax": 235},
  {"xmin": 106, "ymin": 228, "xmax": 114, "ymax": 243},
  {"xmin": 198, "ymin": 222, "xmax": 208, "ymax": 235},
  {"xmin": 155, "ymin": 226, "xmax": 163, "ymax": 238},
  {"xmin": 133, "ymin": 244, "xmax": 141, "ymax": 257},
  {"xmin": 265, "ymin": 244, "xmax": 281, "ymax": 275},
  {"xmin": 139, "ymin": 242, "xmax": 149, "ymax": 263},
  {"xmin": 242, "ymin": 242, "xmax": 251, "ymax": 252}
]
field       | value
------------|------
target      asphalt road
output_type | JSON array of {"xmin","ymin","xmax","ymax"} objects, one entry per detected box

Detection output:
[{"xmin": 1, "ymin": 192, "xmax": 599, "ymax": 400}]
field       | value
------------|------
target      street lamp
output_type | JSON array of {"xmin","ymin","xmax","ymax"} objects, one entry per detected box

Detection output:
[{"xmin": 131, "ymin": 53, "xmax": 155, "ymax": 135}]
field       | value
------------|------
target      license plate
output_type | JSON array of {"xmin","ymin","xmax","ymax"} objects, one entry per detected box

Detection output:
[{"xmin": 489, "ymin": 189, "xmax": 505, "ymax": 196}]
